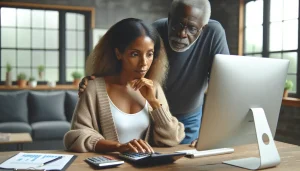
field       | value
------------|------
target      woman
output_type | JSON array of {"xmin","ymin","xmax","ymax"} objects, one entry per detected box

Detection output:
[{"xmin": 63, "ymin": 18, "xmax": 185, "ymax": 153}]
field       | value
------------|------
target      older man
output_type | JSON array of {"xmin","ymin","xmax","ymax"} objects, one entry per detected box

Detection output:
[{"xmin": 80, "ymin": 0, "xmax": 229, "ymax": 144}]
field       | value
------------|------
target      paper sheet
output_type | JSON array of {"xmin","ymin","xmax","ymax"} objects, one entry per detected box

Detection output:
[{"xmin": 0, "ymin": 152, "xmax": 74, "ymax": 170}]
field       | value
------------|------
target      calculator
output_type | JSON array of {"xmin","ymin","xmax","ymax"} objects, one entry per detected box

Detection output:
[
  {"xmin": 119, "ymin": 152, "xmax": 186, "ymax": 165},
  {"xmin": 85, "ymin": 156, "xmax": 124, "ymax": 169},
  {"xmin": 119, "ymin": 152, "xmax": 152, "ymax": 160}
]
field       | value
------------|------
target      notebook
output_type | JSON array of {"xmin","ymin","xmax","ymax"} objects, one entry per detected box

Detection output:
[{"xmin": 0, "ymin": 152, "xmax": 76, "ymax": 171}]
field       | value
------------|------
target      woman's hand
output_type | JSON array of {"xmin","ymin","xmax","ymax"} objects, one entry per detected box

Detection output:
[
  {"xmin": 130, "ymin": 78, "xmax": 161, "ymax": 109},
  {"xmin": 130, "ymin": 78, "xmax": 155, "ymax": 101},
  {"xmin": 116, "ymin": 139, "xmax": 154, "ymax": 153}
]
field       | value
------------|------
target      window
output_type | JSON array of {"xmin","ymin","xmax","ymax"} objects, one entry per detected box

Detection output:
[
  {"xmin": 244, "ymin": 0, "xmax": 263, "ymax": 57},
  {"xmin": 244, "ymin": 0, "xmax": 299, "ymax": 94},
  {"xmin": 65, "ymin": 12, "xmax": 85, "ymax": 82},
  {"xmin": 0, "ymin": 5, "xmax": 91, "ymax": 84}
]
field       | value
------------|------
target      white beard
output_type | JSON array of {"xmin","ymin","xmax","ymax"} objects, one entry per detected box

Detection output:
[{"xmin": 168, "ymin": 34, "xmax": 200, "ymax": 53}]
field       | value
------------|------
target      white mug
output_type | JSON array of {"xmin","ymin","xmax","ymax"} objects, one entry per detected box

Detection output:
[{"xmin": 47, "ymin": 81, "xmax": 56, "ymax": 87}]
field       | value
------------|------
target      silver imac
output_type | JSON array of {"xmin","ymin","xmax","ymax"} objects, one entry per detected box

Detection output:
[{"xmin": 196, "ymin": 54, "xmax": 289, "ymax": 170}]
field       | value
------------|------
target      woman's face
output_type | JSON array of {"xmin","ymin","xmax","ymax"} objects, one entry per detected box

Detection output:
[{"xmin": 116, "ymin": 36, "xmax": 155, "ymax": 79}]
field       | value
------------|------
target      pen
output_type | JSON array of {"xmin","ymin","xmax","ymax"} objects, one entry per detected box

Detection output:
[
  {"xmin": 14, "ymin": 169, "xmax": 46, "ymax": 171},
  {"xmin": 38, "ymin": 156, "xmax": 63, "ymax": 167}
]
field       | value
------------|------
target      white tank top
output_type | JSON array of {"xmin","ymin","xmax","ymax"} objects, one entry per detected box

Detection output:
[{"xmin": 108, "ymin": 96, "xmax": 150, "ymax": 144}]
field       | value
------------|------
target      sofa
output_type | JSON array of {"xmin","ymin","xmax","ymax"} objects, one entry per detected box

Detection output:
[{"xmin": 0, "ymin": 90, "xmax": 78, "ymax": 151}]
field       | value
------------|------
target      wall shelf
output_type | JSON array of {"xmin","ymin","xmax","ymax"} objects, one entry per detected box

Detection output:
[{"xmin": 282, "ymin": 97, "xmax": 300, "ymax": 107}]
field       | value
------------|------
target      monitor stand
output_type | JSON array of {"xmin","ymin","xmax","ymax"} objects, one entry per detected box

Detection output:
[{"xmin": 223, "ymin": 108, "xmax": 281, "ymax": 170}]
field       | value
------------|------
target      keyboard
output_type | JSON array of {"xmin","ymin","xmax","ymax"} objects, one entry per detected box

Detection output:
[{"xmin": 176, "ymin": 148, "xmax": 234, "ymax": 158}]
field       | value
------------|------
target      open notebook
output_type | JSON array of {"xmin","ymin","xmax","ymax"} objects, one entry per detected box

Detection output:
[{"xmin": 0, "ymin": 152, "xmax": 76, "ymax": 171}]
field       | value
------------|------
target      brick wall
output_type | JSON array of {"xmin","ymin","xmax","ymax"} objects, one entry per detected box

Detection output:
[
  {"xmin": 5, "ymin": 0, "xmax": 240, "ymax": 54},
  {"xmin": 6, "ymin": 0, "xmax": 173, "ymax": 28},
  {"xmin": 210, "ymin": 0, "xmax": 240, "ymax": 55},
  {"xmin": 275, "ymin": 106, "xmax": 300, "ymax": 145}
]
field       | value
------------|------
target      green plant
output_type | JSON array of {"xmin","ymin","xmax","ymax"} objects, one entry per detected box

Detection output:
[
  {"xmin": 285, "ymin": 80, "xmax": 293, "ymax": 90},
  {"xmin": 38, "ymin": 65, "xmax": 45, "ymax": 73},
  {"xmin": 28, "ymin": 76, "xmax": 35, "ymax": 82},
  {"xmin": 71, "ymin": 71, "xmax": 83, "ymax": 79},
  {"xmin": 6, "ymin": 63, "xmax": 12, "ymax": 72},
  {"xmin": 17, "ymin": 73, "xmax": 27, "ymax": 80}
]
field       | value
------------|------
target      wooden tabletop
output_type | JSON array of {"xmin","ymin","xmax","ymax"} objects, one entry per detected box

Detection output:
[
  {"xmin": 0, "ymin": 141, "xmax": 299, "ymax": 170},
  {"xmin": 0, "ymin": 133, "xmax": 32, "ymax": 144}
]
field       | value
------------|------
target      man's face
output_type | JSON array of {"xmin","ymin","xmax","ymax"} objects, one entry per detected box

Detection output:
[{"xmin": 168, "ymin": 4, "xmax": 205, "ymax": 52}]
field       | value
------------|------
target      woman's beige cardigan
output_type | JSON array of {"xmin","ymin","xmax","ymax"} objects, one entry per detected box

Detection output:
[{"xmin": 63, "ymin": 78, "xmax": 185, "ymax": 152}]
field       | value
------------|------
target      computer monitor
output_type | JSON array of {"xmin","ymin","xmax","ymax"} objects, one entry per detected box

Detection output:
[{"xmin": 196, "ymin": 54, "xmax": 289, "ymax": 170}]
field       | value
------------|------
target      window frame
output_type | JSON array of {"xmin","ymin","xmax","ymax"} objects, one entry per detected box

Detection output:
[
  {"xmin": 242, "ymin": 0, "xmax": 300, "ymax": 97},
  {"xmin": 0, "ymin": 2, "xmax": 94, "ymax": 85}
]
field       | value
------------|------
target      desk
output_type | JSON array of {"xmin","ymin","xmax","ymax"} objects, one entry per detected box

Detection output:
[
  {"xmin": 0, "ymin": 133, "xmax": 32, "ymax": 150},
  {"xmin": 0, "ymin": 141, "xmax": 299, "ymax": 171}
]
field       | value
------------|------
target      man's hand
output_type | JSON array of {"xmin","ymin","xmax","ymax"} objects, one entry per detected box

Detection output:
[
  {"xmin": 116, "ymin": 139, "xmax": 154, "ymax": 153},
  {"xmin": 78, "ymin": 75, "xmax": 96, "ymax": 97},
  {"xmin": 190, "ymin": 139, "xmax": 198, "ymax": 147}
]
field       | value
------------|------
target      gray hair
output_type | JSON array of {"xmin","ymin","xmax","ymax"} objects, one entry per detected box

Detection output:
[{"xmin": 171, "ymin": 0, "xmax": 211, "ymax": 25}]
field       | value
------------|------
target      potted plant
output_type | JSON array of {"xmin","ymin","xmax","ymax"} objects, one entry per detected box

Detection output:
[
  {"xmin": 283, "ymin": 80, "xmax": 293, "ymax": 98},
  {"xmin": 38, "ymin": 65, "xmax": 45, "ymax": 80},
  {"xmin": 5, "ymin": 63, "xmax": 12, "ymax": 86},
  {"xmin": 71, "ymin": 71, "xmax": 83, "ymax": 86},
  {"xmin": 17, "ymin": 72, "xmax": 27, "ymax": 87},
  {"xmin": 28, "ymin": 76, "xmax": 37, "ymax": 88}
]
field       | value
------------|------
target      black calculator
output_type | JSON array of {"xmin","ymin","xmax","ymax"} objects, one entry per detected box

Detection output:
[
  {"xmin": 85, "ymin": 156, "xmax": 124, "ymax": 169},
  {"xmin": 119, "ymin": 152, "xmax": 186, "ymax": 165},
  {"xmin": 120, "ymin": 152, "xmax": 152, "ymax": 160}
]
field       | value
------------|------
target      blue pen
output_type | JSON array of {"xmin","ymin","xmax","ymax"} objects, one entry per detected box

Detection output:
[{"xmin": 38, "ymin": 156, "xmax": 63, "ymax": 167}]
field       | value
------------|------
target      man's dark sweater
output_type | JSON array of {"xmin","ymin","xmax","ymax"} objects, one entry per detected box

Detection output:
[{"xmin": 153, "ymin": 18, "xmax": 230, "ymax": 116}]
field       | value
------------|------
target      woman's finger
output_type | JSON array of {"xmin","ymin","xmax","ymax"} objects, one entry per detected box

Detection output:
[
  {"xmin": 140, "ymin": 79, "xmax": 153, "ymax": 89},
  {"xmin": 127, "ymin": 142, "xmax": 138, "ymax": 153},
  {"xmin": 145, "ymin": 141, "xmax": 155, "ymax": 153},
  {"xmin": 138, "ymin": 139, "xmax": 153, "ymax": 153},
  {"xmin": 131, "ymin": 139, "xmax": 145, "ymax": 153},
  {"xmin": 129, "ymin": 80, "xmax": 137, "ymax": 88},
  {"xmin": 135, "ymin": 81, "xmax": 146, "ymax": 90},
  {"xmin": 134, "ymin": 79, "xmax": 142, "ymax": 90}
]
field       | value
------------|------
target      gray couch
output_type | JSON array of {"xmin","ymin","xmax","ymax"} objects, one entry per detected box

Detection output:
[{"xmin": 0, "ymin": 90, "xmax": 78, "ymax": 151}]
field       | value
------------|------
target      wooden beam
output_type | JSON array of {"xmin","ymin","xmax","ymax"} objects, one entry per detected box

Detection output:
[
  {"xmin": 0, "ymin": 2, "xmax": 95, "ymax": 28},
  {"xmin": 238, "ymin": 0, "xmax": 245, "ymax": 55}
]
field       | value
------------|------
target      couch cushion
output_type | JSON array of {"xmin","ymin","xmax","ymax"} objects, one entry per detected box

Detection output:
[
  {"xmin": 0, "ymin": 91, "xmax": 28, "ymax": 123},
  {"xmin": 65, "ymin": 91, "xmax": 78, "ymax": 122},
  {"xmin": 0, "ymin": 122, "xmax": 31, "ymax": 133},
  {"xmin": 29, "ymin": 91, "xmax": 66, "ymax": 123},
  {"xmin": 31, "ymin": 121, "xmax": 71, "ymax": 140}
]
